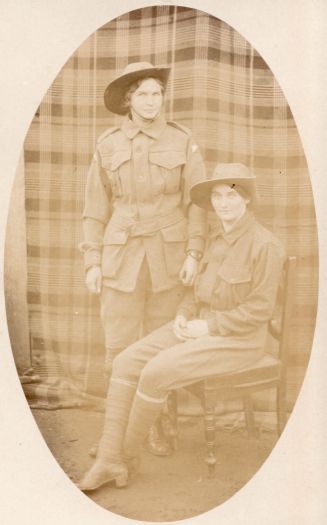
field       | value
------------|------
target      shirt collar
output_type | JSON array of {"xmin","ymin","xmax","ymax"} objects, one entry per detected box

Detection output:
[
  {"xmin": 210, "ymin": 210, "xmax": 255, "ymax": 245},
  {"xmin": 121, "ymin": 114, "xmax": 167, "ymax": 140}
]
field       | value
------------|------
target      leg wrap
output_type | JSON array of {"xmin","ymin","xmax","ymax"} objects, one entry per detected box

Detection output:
[
  {"xmin": 97, "ymin": 378, "xmax": 137, "ymax": 463},
  {"xmin": 104, "ymin": 347, "xmax": 124, "ymax": 379}
]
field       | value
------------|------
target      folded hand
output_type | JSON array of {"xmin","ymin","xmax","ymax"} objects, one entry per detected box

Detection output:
[{"xmin": 173, "ymin": 316, "xmax": 209, "ymax": 340}]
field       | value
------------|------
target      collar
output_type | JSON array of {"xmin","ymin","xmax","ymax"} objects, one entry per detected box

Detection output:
[
  {"xmin": 121, "ymin": 114, "xmax": 167, "ymax": 140},
  {"xmin": 210, "ymin": 210, "xmax": 255, "ymax": 245}
]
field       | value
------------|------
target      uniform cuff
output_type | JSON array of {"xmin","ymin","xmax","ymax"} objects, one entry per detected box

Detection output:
[
  {"xmin": 79, "ymin": 241, "xmax": 102, "ymax": 253},
  {"xmin": 84, "ymin": 249, "xmax": 102, "ymax": 272},
  {"xmin": 207, "ymin": 312, "xmax": 231, "ymax": 336},
  {"xmin": 176, "ymin": 307, "xmax": 194, "ymax": 321},
  {"xmin": 187, "ymin": 237, "xmax": 205, "ymax": 253}
]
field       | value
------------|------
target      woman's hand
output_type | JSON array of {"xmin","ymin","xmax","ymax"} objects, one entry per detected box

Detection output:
[
  {"xmin": 184, "ymin": 319, "xmax": 209, "ymax": 338},
  {"xmin": 173, "ymin": 316, "xmax": 209, "ymax": 340},
  {"xmin": 86, "ymin": 265, "xmax": 102, "ymax": 294},
  {"xmin": 179, "ymin": 255, "xmax": 199, "ymax": 286}
]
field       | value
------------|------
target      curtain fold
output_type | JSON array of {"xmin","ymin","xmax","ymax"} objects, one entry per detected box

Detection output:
[{"xmin": 23, "ymin": 6, "xmax": 318, "ymax": 409}]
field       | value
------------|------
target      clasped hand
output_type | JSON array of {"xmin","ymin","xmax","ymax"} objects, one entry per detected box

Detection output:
[{"xmin": 173, "ymin": 315, "xmax": 209, "ymax": 341}]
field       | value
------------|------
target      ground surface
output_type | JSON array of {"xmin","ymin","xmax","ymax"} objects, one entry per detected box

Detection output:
[{"xmin": 32, "ymin": 407, "xmax": 277, "ymax": 522}]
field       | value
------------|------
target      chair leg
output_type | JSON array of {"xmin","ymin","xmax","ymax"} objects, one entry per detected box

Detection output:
[
  {"xmin": 276, "ymin": 384, "xmax": 287, "ymax": 436},
  {"xmin": 243, "ymin": 394, "xmax": 257, "ymax": 438},
  {"xmin": 165, "ymin": 390, "xmax": 178, "ymax": 450},
  {"xmin": 204, "ymin": 389, "xmax": 217, "ymax": 478}
]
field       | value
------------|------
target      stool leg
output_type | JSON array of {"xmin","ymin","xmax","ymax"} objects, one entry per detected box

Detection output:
[
  {"xmin": 243, "ymin": 395, "xmax": 257, "ymax": 438},
  {"xmin": 204, "ymin": 389, "xmax": 217, "ymax": 478},
  {"xmin": 276, "ymin": 383, "xmax": 287, "ymax": 436}
]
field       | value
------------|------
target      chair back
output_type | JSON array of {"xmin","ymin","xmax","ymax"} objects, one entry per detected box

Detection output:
[{"xmin": 269, "ymin": 256, "xmax": 297, "ymax": 366}]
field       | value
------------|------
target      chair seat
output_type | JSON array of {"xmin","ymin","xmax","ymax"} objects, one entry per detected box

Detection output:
[{"xmin": 204, "ymin": 353, "xmax": 281, "ymax": 389}]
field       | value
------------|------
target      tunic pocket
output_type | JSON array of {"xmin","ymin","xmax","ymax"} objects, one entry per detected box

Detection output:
[
  {"xmin": 216, "ymin": 266, "xmax": 252, "ymax": 306},
  {"xmin": 161, "ymin": 219, "xmax": 187, "ymax": 278},
  {"xmin": 101, "ymin": 150, "xmax": 132, "ymax": 197},
  {"xmin": 149, "ymin": 150, "xmax": 185, "ymax": 194},
  {"xmin": 102, "ymin": 227, "xmax": 129, "ymax": 278}
]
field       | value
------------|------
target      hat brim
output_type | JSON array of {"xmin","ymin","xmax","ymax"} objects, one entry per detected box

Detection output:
[
  {"xmin": 190, "ymin": 177, "xmax": 259, "ymax": 211},
  {"xmin": 104, "ymin": 67, "xmax": 170, "ymax": 115}
]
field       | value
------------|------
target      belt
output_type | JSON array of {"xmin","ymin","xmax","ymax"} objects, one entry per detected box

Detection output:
[{"xmin": 110, "ymin": 208, "xmax": 184, "ymax": 237}]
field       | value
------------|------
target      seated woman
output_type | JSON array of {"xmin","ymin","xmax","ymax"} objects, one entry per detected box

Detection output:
[{"xmin": 78, "ymin": 162, "xmax": 285, "ymax": 491}]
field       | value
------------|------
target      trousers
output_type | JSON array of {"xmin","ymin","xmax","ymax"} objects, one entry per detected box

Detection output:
[
  {"xmin": 112, "ymin": 321, "xmax": 266, "ymax": 400},
  {"xmin": 100, "ymin": 257, "xmax": 185, "ymax": 350}
]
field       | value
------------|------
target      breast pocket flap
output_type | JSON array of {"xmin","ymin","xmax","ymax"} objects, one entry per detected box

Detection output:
[
  {"xmin": 102, "ymin": 150, "xmax": 131, "ymax": 171},
  {"xmin": 149, "ymin": 150, "xmax": 186, "ymax": 170}
]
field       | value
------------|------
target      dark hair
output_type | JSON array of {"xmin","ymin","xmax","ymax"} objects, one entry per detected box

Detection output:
[
  {"xmin": 212, "ymin": 183, "xmax": 251, "ymax": 203},
  {"xmin": 122, "ymin": 77, "xmax": 165, "ymax": 112},
  {"xmin": 231, "ymin": 184, "xmax": 251, "ymax": 203}
]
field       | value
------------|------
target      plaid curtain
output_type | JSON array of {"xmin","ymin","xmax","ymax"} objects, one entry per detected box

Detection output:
[{"xmin": 23, "ymin": 6, "xmax": 318, "ymax": 408}]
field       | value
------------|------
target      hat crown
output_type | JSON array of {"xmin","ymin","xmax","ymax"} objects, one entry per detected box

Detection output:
[
  {"xmin": 211, "ymin": 163, "xmax": 255, "ymax": 182},
  {"xmin": 120, "ymin": 62, "xmax": 159, "ymax": 76},
  {"xmin": 189, "ymin": 163, "xmax": 259, "ymax": 211},
  {"xmin": 104, "ymin": 62, "xmax": 170, "ymax": 115}
]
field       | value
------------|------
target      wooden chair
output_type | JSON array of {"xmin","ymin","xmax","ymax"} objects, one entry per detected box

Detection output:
[
  {"xmin": 165, "ymin": 256, "xmax": 296, "ymax": 476},
  {"xmin": 202, "ymin": 256, "xmax": 296, "ymax": 476}
]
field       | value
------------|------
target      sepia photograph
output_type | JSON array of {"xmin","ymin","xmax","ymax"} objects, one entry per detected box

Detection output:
[{"xmin": 1, "ymin": 1, "xmax": 326, "ymax": 524}]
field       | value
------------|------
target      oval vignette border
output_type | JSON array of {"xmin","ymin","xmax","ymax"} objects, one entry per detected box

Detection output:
[{"xmin": 0, "ymin": 2, "xmax": 326, "ymax": 525}]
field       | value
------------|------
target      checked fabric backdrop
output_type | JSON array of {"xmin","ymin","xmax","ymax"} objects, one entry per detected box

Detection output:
[{"xmin": 22, "ymin": 6, "xmax": 318, "ymax": 409}]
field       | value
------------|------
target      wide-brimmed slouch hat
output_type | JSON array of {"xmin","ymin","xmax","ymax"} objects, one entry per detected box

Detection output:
[
  {"xmin": 104, "ymin": 62, "xmax": 171, "ymax": 115},
  {"xmin": 190, "ymin": 163, "xmax": 260, "ymax": 210}
]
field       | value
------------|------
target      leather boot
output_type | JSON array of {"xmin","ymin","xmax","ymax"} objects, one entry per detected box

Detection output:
[
  {"xmin": 124, "ymin": 391, "xmax": 164, "ymax": 461},
  {"xmin": 78, "ymin": 378, "xmax": 136, "ymax": 491},
  {"xmin": 77, "ymin": 461, "xmax": 128, "ymax": 491},
  {"xmin": 145, "ymin": 419, "xmax": 171, "ymax": 456}
]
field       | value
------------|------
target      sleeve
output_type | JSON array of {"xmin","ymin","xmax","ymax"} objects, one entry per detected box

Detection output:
[
  {"xmin": 181, "ymin": 137, "xmax": 207, "ymax": 253},
  {"xmin": 79, "ymin": 149, "xmax": 112, "ymax": 271},
  {"xmin": 206, "ymin": 242, "xmax": 285, "ymax": 336}
]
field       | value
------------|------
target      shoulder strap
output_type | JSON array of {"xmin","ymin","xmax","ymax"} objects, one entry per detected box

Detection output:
[
  {"xmin": 167, "ymin": 120, "xmax": 191, "ymax": 135},
  {"xmin": 97, "ymin": 126, "xmax": 120, "ymax": 144}
]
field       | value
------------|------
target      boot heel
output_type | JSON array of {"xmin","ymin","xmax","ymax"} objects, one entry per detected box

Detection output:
[
  {"xmin": 126, "ymin": 455, "xmax": 141, "ymax": 475},
  {"xmin": 114, "ymin": 472, "xmax": 128, "ymax": 488},
  {"xmin": 168, "ymin": 435, "xmax": 178, "ymax": 451}
]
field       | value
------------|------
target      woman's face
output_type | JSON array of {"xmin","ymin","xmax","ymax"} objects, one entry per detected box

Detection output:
[
  {"xmin": 130, "ymin": 78, "xmax": 164, "ymax": 121},
  {"xmin": 210, "ymin": 183, "xmax": 249, "ymax": 226}
]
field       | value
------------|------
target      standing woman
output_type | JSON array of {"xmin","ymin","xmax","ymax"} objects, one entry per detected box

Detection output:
[{"xmin": 80, "ymin": 62, "xmax": 207, "ymax": 454}]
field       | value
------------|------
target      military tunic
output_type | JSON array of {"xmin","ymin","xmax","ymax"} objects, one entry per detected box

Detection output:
[
  {"xmin": 111, "ymin": 211, "xmax": 286, "ymax": 399},
  {"xmin": 81, "ymin": 114, "xmax": 207, "ymax": 350}
]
